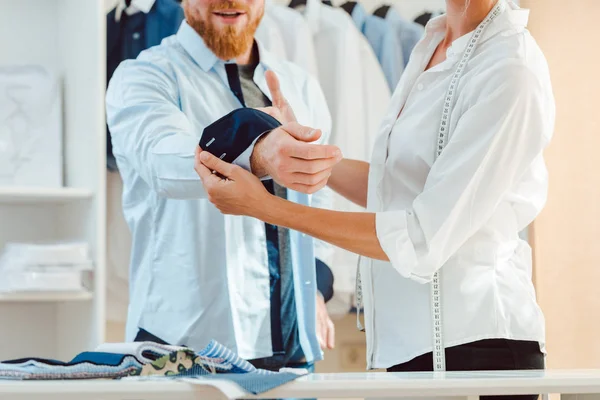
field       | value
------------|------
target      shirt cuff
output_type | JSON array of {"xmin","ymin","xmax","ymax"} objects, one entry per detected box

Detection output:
[
  {"xmin": 232, "ymin": 131, "xmax": 272, "ymax": 181},
  {"xmin": 375, "ymin": 210, "xmax": 430, "ymax": 284}
]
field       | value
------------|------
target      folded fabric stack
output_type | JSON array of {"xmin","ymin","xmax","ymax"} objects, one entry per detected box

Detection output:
[
  {"xmin": 0, "ymin": 242, "xmax": 93, "ymax": 293},
  {"xmin": 0, "ymin": 341, "xmax": 306, "ymax": 394},
  {"xmin": 0, "ymin": 352, "xmax": 143, "ymax": 380}
]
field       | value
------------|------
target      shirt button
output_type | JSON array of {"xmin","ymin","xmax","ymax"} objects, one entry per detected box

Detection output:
[
  {"xmin": 133, "ymin": 32, "xmax": 140, "ymax": 40},
  {"xmin": 417, "ymin": 83, "xmax": 424, "ymax": 91}
]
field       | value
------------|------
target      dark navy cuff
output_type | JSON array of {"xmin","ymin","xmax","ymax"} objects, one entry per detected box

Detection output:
[
  {"xmin": 199, "ymin": 108, "xmax": 281, "ymax": 164},
  {"xmin": 316, "ymin": 258, "xmax": 334, "ymax": 303}
]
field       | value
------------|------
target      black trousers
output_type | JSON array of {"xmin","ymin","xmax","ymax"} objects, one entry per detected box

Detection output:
[{"xmin": 388, "ymin": 339, "xmax": 545, "ymax": 400}]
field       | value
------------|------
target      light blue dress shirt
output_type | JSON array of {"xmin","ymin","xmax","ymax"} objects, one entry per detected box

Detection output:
[
  {"xmin": 105, "ymin": 21, "xmax": 332, "ymax": 363},
  {"xmin": 382, "ymin": 7, "xmax": 425, "ymax": 68},
  {"xmin": 349, "ymin": 2, "xmax": 404, "ymax": 90}
]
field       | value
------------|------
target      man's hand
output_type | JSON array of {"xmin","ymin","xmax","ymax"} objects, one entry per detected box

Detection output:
[
  {"xmin": 250, "ymin": 70, "xmax": 342, "ymax": 194},
  {"xmin": 255, "ymin": 70, "xmax": 297, "ymax": 125},
  {"xmin": 316, "ymin": 292, "xmax": 335, "ymax": 351},
  {"xmin": 251, "ymin": 124, "xmax": 341, "ymax": 194}
]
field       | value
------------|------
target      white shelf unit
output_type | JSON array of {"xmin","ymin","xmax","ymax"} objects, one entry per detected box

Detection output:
[
  {"xmin": 0, "ymin": 187, "xmax": 94, "ymax": 204},
  {"xmin": 0, "ymin": 0, "xmax": 106, "ymax": 361},
  {"xmin": 0, "ymin": 291, "xmax": 94, "ymax": 303}
]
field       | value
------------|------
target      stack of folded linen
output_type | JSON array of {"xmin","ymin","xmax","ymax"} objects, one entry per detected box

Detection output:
[
  {"xmin": 0, "ymin": 242, "xmax": 93, "ymax": 293},
  {"xmin": 0, "ymin": 341, "xmax": 307, "ymax": 395}
]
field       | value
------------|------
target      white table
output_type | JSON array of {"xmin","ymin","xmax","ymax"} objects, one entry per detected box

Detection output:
[{"xmin": 3, "ymin": 370, "xmax": 600, "ymax": 400}]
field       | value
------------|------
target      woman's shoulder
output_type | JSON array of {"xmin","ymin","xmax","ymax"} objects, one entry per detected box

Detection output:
[{"xmin": 476, "ymin": 27, "xmax": 550, "ymax": 79}]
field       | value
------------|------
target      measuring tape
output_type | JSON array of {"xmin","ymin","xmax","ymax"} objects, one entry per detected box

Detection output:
[
  {"xmin": 355, "ymin": 0, "xmax": 507, "ymax": 372},
  {"xmin": 431, "ymin": 0, "xmax": 505, "ymax": 372}
]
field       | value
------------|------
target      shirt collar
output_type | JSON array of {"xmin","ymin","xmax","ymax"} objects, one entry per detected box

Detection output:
[
  {"xmin": 176, "ymin": 20, "xmax": 278, "ymax": 74},
  {"xmin": 424, "ymin": 0, "xmax": 529, "ymax": 59},
  {"xmin": 177, "ymin": 21, "xmax": 220, "ymax": 72}
]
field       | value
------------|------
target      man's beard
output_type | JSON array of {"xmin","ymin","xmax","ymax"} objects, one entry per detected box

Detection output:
[{"xmin": 184, "ymin": 1, "xmax": 263, "ymax": 60}]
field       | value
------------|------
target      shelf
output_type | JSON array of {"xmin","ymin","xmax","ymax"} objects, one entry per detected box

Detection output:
[
  {"xmin": 0, "ymin": 291, "xmax": 93, "ymax": 302},
  {"xmin": 0, "ymin": 187, "xmax": 94, "ymax": 204}
]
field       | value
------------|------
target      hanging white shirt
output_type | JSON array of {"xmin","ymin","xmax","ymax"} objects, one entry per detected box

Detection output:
[
  {"xmin": 295, "ymin": 0, "xmax": 391, "ymax": 315},
  {"xmin": 256, "ymin": 2, "xmax": 319, "ymax": 80},
  {"xmin": 361, "ymin": 0, "xmax": 555, "ymax": 369}
]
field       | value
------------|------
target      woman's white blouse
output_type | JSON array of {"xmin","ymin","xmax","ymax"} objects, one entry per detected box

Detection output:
[{"xmin": 363, "ymin": 0, "xmax": 555, "ymax": 369}]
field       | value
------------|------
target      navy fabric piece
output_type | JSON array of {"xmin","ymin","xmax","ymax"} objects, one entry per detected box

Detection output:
[
  {"xmin": 1, "ymin": 358, "xmax": 66, "ymax": 366},
  {"xmin": 225, "ymin": 63, "xmax": 246, "ymax": 106},
  {"xmin": 199, "ymin": 108, "xmax": 281, "ymax": 164},
  {"xmin": 315, "ymin": 258, "xmax": 334, "ymax": 303},
  {"xmin": 264, "ymin": 180, "xmax": 285, "ymax": 356},
  {"xmin": 106, "ymin": 0, "xmax": 184, "ymax": 171},
  {"xmin": 134, "ymin": 328, "xmax": 170, "ymax": 345}
]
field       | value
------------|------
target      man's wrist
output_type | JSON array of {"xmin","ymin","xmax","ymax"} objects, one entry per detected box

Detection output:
[{"xmin": 250, "ymin": 133, "xmax": 270, "ymax": 178}]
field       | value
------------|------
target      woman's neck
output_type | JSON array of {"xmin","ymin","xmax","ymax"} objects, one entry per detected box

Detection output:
[{"xmin": 444, "ymin": 0, "xmax": 496, "ymax": 43}]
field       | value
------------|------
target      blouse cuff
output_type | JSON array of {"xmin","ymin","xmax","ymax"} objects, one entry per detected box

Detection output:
[{"xmin": 375, "ymin": 210, "xmax": 431, "ymax": 284}]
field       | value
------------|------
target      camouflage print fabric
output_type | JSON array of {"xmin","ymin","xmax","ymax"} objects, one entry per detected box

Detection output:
[{"xmin": 140, "ymin": 350, "xmax": 210, "ymax": 376}]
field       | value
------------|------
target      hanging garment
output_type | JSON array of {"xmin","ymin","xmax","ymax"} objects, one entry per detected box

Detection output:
[
  {"xmin": 341, "ymin": 1, "xmax": 404, "ymax": 90},
  {"xmin": 256, "ymin": 1, "xmax": 319, "ymax": 79},
  {"xmin": 105, "ymin": 20, "xmax": 332, "ymax": 362},
  {"xmin": 254, "ymin": 13, "xmax": 288, "ymax": 67},
  {"xmin": 291, "ymin": 0, "xmax": 390, "ymax": 315},
  {"xmin": 373, "ymin": 5, "xmax": 425, "ymax": 68},
  {"xmin": 106, "ymin": 0, "xmax": 184, "ymax": 171}
]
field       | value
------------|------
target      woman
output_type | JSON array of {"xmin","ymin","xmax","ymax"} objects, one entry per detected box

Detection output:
[{"xmin": 196, "ymin": 0, "xmax": 555, "ymax": 394}]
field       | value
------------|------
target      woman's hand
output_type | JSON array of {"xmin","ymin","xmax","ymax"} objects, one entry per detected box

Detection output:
[{"xmin": 195, "ymin": 147, "xmax": 270, "ymax": 217}]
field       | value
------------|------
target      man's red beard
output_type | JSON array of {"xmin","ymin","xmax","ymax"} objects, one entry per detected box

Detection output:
[{"xmin": 184, "ymin": 1, "xmax": 264, "ymax": 60}]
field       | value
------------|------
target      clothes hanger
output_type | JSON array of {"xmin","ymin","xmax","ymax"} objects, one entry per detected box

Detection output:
[
  {"xmin": 373, "ymin": 4, "xmax": 391, "ymax": 18},
  {"xmin": 115, "ymin": 0, "xmax": 157, "ymax": 22},
  {"xmin": 288, "ymin": 0, "xmax": 307, "ymax": 9},
  {"xmin": 340, "ymin": 1, "xmax": 357, "ymax": 15},
  {"xmin": 289, "ymin": 0, "xmax": 331, "ymax": 9}
]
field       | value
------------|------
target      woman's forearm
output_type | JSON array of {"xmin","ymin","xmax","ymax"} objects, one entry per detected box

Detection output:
[
  {"xmin": 327, "ymin": 159, "xmax": 370, "ymax": 208},
  {"xmin": 256, "ymin": 195, "xmax": 388, "ymax": 261}
]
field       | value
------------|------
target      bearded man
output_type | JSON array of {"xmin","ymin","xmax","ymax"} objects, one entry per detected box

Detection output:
[{"xmin": 105, "ymin": 0, "xmax": 339, "ymax": 372}]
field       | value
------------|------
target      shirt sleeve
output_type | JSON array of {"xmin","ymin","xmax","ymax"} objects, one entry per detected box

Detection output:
[
  {"xmin": 375, "ymin": 64, "xmax": 555, "ymax": 284},
  {"xmin": 106, "ymin": 58, "xmax": 255, "ymax": 199}
]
